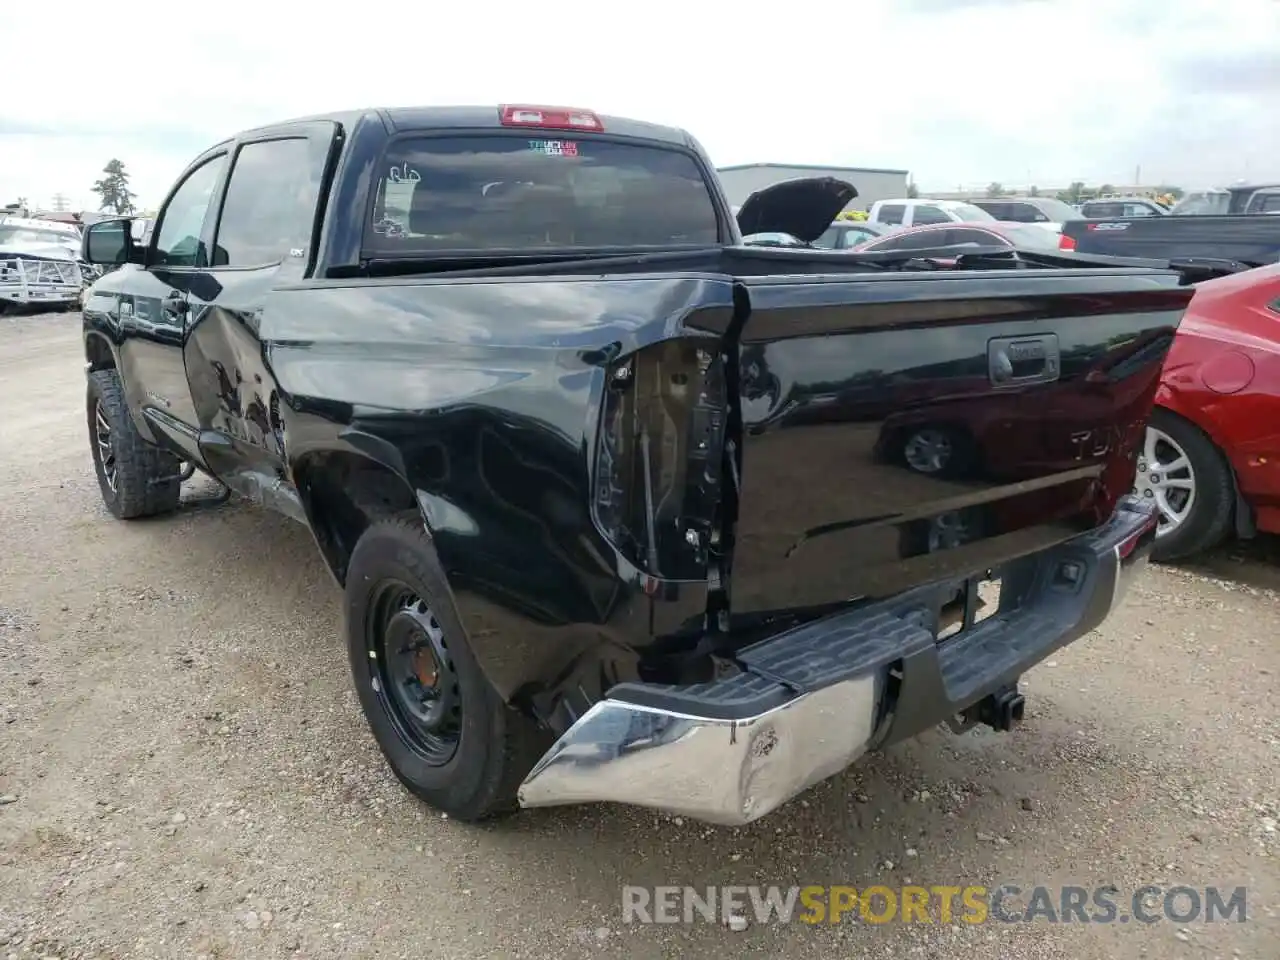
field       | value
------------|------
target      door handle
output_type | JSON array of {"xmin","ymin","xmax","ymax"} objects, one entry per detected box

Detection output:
[
  {"xmin": 162, "ymin": 292, "xmax": 188, "ymax": 318},
  {"xmin": 987, "ymin": 334, "xmax": 1061, "ymax": 386}
]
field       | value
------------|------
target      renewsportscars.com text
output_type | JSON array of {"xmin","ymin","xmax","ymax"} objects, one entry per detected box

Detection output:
[{"xmin": 622, "ymin": 884, "xmax": 1248, "ymax": 926}]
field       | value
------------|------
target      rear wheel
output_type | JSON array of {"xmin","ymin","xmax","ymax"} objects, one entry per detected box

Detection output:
[
  {"xmin": 344, "ymin": 516, "xmax": 550, "ymax": 821},
  {"xmin": 1138, "ymin": 408, "xmax": 1234, "ymax": 562},
  {"xmin": 86, "ymin": 369, "xmax": 183, "ymax": 519}
]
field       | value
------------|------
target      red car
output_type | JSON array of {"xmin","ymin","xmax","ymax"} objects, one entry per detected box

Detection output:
[
  {"xmin": 1144, "ymin": 262, "xmax": 1280, "ymax": 560},
  {"xmin": 852, "ymin": 220, "xmax": 1065, "ymax": 256}
]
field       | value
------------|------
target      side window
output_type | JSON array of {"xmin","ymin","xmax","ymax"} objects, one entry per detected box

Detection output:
[
  {"xmin": 1124, "ymin": 203, "xmax": 1154, "ymax": 217},
  {"xmin": 978, "ymin": 203, "xmax": 1008, "ymax": 219},
  {"xmin": 878, "ymin": 204, "xmax": 906, "ymax": 225},
  {"xmin": 911, "ymin": 205, "xmax": 951, "ymax": 225},
  {"xmin": 872, "ymin": 230, "xmax": 948, "ymax": 251},
  {"xmin": 212, "ymin": 138, "xmax": 318, "ymax": 267},
  {"xmin": 948, "ymin": 229, "xmax": 1007, "ymax": 247},
  {"xmin": 1084, "ymin": 202, "xmax": 1122, "ymax": 218},
  {"xmin": 151, "ymin": 156, "xmax": 227, "ymax": 267},
  {"xmin": 1003, "ymin": 203, "xmax": 1042, "ymax": 223},
  {"xmin": 812, "ymin": 227, "xmax": 839, "ymax": 249},
  {"xmin": 1257, "ymin": 194, "xmax": 1280, "ymax": 213},
  {"xmin": 847, "ymin": 227, "xmax": 877, "ymax": 247}
]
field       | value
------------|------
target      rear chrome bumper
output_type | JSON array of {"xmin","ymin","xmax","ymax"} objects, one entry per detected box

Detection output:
[
  {"xmin": 517, "ymin": 671, "xmax": 883, "ymax": 826},
  {"xmin": 518, "ymin": 496, "xmax": 1157, "ymax": 825}
]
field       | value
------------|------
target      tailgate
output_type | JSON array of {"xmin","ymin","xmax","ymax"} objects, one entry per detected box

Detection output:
[
  {"xmin": 724, "ymin": 268, "xmax": 1193, "ymax": 614},
  {"xmin": 1064, "ymin": 215, "xmax": 1280, "ymax": 264}
]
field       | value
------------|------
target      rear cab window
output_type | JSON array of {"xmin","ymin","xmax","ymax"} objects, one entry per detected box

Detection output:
[
  {"xmin": 988, "ymin": 202, "xmax": 1045, "ymax": 223},
  {"xmin": 910, "ymin": 205, "xmax": 952, "ymax": 226},
  {"xmin": 363, "ymin": 134, "xmax": 721, "ymax": 254},
  {"xmin": 1083, "ymin": 202, "xmax": 1123, "ymax": 218},
  {"xmin": 876, "ymin": 204, "xmax": 906, "ymax": 225}
]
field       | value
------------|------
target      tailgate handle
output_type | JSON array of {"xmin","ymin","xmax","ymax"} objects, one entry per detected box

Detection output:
[{"xmin": 988, "ymin": 334, "xmax": 1060, "ymax": 386}]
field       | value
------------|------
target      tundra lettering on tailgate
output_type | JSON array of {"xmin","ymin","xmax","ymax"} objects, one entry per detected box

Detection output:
[{"xmin": 1069, "ymin": 418, "xmax": 1147, "ymax": 461}]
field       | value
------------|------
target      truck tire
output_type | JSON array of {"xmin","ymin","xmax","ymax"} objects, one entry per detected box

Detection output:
[
  {"xmin": 1143, "ymin": 407, "xmax": 1234, "ymax": 563},
  {"xmin": 344, "ymin": 516, "xmax": 551, "ymax": 821},
  {"xmin": 86, "ymin": 369, "xmax": 183, "ymax": 519}
]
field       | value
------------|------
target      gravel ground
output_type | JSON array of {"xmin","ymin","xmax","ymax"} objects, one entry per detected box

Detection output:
[{"xmin": 1, "ymin": 311, "xmax": 1276, "ymax": 959}]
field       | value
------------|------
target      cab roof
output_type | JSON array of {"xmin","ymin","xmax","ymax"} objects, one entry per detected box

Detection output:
[{"xmin": 236, "ymin": 105, "xmax": 697, "ymax": 149}]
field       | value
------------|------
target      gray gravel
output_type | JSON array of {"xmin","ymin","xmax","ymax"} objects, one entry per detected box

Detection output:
[{"xmin": 1, "ymin": 311, "xmax": 1277, "ymax": 959}]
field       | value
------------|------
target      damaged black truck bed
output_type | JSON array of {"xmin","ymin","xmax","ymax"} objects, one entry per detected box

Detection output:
[{"xmin": 78, "ymin": 103, "xmax": 1205, "ymax": 826}]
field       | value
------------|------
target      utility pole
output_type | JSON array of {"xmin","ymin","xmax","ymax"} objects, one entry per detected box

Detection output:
[
  {"xmin": 50, "ymin": 193, "xmax": 70, "ymax": 212},
  {"xmin": 1133, "ymin": 165, "xmax": 1141, "ymax": 188}
]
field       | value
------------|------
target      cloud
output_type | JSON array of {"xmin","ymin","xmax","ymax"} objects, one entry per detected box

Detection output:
[
  {"xmin": 897, "ymin": 0, "xmax": 1050, "ymax": 11},
  {"xmin": 2, "ymin": 0, "xmax": 1277, "ymax": 209},
  {"xmin": 1163, "ymin": 51, "xmax": 1280, "ymax": 96}
]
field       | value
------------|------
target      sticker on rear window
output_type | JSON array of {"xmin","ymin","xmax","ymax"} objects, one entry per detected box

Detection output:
[
  {"xmin": 388, "ymin": 162, "xmax": 421, "ymax": 184},
  {"xmin": 528, "ymin": 139, "xmax": 579, "ymax": 157}
]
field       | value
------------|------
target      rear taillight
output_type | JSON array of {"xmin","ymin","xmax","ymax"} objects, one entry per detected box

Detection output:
[
  {"xmin": 1058, "ymin": 233, "xmax": 1077, "ymax": 251},
  {"xmin": 498, "ymin": 104, "xmax": 603, "ymax": 132},
  {"xmin": 591, "ymin": 341, "xmax": 727, "ymax": 581}
]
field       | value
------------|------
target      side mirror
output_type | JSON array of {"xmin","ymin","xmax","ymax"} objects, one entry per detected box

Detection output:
[{"xmin": 81, "ymin": 218, "xmax": 137, "ymax": 266}]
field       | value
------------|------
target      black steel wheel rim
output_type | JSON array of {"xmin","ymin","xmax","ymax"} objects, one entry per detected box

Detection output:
[{"xmin": 366, "ymin": 579, "xmax": 462, "ymax": 766}]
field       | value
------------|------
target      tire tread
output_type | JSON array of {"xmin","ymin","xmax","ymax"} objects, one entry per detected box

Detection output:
[
  {"xmin": 344, "ymin": 516, "xmax": 550, "ymax": 821},
  {"xmin": 87, "ymin": 368, "xmax": 182, "ymax": 519}
]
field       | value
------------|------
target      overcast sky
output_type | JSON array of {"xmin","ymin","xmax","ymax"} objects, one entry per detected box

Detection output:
[{"xmin": 4, "ymin": 0, "xmax": 1277, "ymax": 211}]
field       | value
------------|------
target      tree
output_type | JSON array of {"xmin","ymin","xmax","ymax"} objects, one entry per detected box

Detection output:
[
  {"xmin": 985, "ymin": 182, "xmax": 1005, "ymax": 198},
  {"xmin": 1098, "ymin": 183, "xmax": 1115, "ymax": 197},
  {"xmin": 1154, "ymin": 184, "xmax": 1184, "ymax": 199},
  {"xmin": 92, "ymin": 159, "xmax": 137, "ymax": 215},
  {"xmin": 905, "ymin": 179, "xmax": 919, "ymax": 199},
  {"xmin": 1028, "ymin": 185, "xmax": 1040, "ymax": 197},
  {"xmin": 1056, "ymin": 181, "xmax": 1087, "ymax": 204}
]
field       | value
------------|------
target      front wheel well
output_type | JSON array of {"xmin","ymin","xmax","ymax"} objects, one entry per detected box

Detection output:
[
  {"xmin": 85, "ymin": 332, "xmax": 115, "ymax": 371},
  {"xmin": 293, "ymin": 452, "xmax": 423, "ymax": 585}
]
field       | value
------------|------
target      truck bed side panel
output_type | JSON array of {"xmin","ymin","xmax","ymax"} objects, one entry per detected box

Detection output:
[
  {"xmin": 260, "ymin": 275, "xmax": 734, "ymax": 707},
  {"xmin": 1062, "ymin": 215, "xmax": 1280, "ymax": 264}
]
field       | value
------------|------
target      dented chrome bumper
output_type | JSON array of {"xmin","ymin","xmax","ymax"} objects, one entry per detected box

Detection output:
[{"xmin": 518, "ymin": 496, "xmax": 1158, "ymax": 826}]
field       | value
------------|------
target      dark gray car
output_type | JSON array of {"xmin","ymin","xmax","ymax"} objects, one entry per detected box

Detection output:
[{"xmin": 812, "ymin": 220, "xmax": 887, "ymax": 249}]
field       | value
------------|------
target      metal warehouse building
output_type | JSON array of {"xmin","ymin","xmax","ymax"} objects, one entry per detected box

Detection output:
[{"xmin": 716, "ymin": 163, "xmax": 911, "ymax": 213}]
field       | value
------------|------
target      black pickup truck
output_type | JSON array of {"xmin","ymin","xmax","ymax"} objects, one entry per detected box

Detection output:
[
  {"xmin": 1060, "ymin": 182, "xmax": 1280, "ymax": 265},
  {"xmin": 79, "ymin": 103, "xmax": 1200, "ymax": 826}
]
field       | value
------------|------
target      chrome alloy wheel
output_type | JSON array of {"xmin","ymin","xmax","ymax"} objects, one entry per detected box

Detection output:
[
  {"xmin": 904, "ymin": 428, "xmax": 953, "ymax": 474},
  {"xmin": 1134, "ymin": 426, "xmax": 1195, "ymax": 537}
]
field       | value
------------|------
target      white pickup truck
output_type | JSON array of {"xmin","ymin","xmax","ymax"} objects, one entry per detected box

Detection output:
[
  {"xmin": 0, "ymin": 216, "xmax": 89, "ymax": 313},
  {"xmin": 865, "ymin": 198, "xmax": 999, "ymax": 229}
]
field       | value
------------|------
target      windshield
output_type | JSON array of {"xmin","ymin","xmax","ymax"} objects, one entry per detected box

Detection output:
[
  {"xmin": 366, "ymin": 135, "xmax": 720, "ymax": 253},
  {"xmin": 1169, "ymin": 191, "xmax": 1230, "ymax": 216},
  {"xmin": 0, "ymin": 225, "xmax": 77, "ymax": 247},
  {"xmin": 1000, "ymin": 225, "xmax": 1064, "ymax": 250},
  {"xmin": 947, "ymin": 203, "xmax": 996, "ymax": 222}
]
